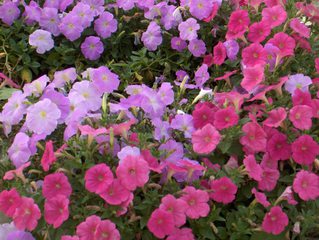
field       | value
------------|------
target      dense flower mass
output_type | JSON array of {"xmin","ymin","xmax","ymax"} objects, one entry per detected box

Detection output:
[{"xmin": 0, "ymin": 0, "xmax": 319, "ymax": 239}]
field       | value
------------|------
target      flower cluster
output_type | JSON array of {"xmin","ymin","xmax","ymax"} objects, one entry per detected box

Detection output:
[{"xmin": 0, "ymin": 0, "xmax": 319, "ymax": 239}]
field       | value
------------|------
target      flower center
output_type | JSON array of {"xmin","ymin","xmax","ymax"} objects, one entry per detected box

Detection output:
[
  {"xmin": 129, "ymin": 168, "xmax": 136, "ymax": 175},
  {"xmin": 204, "ymin": 136, "xmax": 211, "ymax": 143},
  {"xmin": 271, "ymin": 216, "xmax": 277, "ymax": 221},
  {"xmin": 55, "ymin": 183, "xmax": 61, "ymax": 189},
  {"xmin": 40, "ymin": 111, "xmax": 47, "ymax": 118}
]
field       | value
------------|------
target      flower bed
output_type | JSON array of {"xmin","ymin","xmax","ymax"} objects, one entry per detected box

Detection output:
[{"xmin": 1, "ymin": 0, "xmax": 319, "ymax": 239}]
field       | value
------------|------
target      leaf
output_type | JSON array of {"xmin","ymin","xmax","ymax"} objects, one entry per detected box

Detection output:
[
  {"xmin": 251, "ymin": 231, "xmax": 287, "ymax": 240},
  {"xmin": 0, "ymin": 88, "xmax": 18, "ymax": 100}
]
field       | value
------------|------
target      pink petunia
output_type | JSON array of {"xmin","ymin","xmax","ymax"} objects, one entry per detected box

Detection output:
[
  {"xmin": 213, "ymin": 41, "xmax": 226, "ymax": 65},
  {"xmin": 242, "ymin": 43, "xmax": 267, "ymax": 67},
  {"xmin": 227, "ymin": 9, "xmax": 250, "ymax": 35},
  {"xmin": 243, "ymin": 155, "xmax": 263, "ymax": 181},
  {"xmin": 3, "ymin": 162, "xmax": 31, "ymax": 181},
  {"xmin": 292, "ymin": 89, "xmax": 312, "ymax": 106},
  {"xmin": 289, "ymin": 105, "xmax": 313, "ymax": 130},
  {"xmin": 159, "ymin": 194, "xmax": 187, "ymax": 227},
  {"xmin": 213, "ymin": 107, "xmax": 239, "ymax": 130},
  {"xmin": 95, "ymin": 219, "xmax": 121, "ymax": 240},
  {"xmin": 41, "ymin": 140, "xmax": 56, "ymax": 172},
  {"xmin": 257, "ymin": 167, "xmax": 280, "ymax": 192},
  {"xmin": 263, "ymin": 107, "xmax": 287, "ymax": 128},
  {"xmin": 248, "ymin": 21, "xmax": 271, "ymax": 43},
  {"xmin": 266, "ymin": 132, "xmax": 291, "ymax": 161},
  {"xmin": 293, "ymin": 170, "xmax": 319, "ymax": 201},
  {"xmin": 279, "ymin": 186, "xmax": 298, "ymax": 205},
  {"xmin": 291, "ymin": 135, "xmax": 319, "ymax": 166},
  {"xmin": 240, "ymin": 122, "xmax": 267, "ymax": 153},
  {"xmin": 290, "ymin": 18, "xmax": 310, "ymax": 39},
  {"xmin": 192, "ymin": 124, "xmax": 221, "ymax": 154},
  {"xmin": 61, "ymin": 236, "xmax": 79, "ymax": 240},
  {"xmin": 44, "ymin": 195, "xmax": 69, "ymax": 228},
  {"xmin": 147, "ymin": 209, "xmax": 175, "ymax": 239},
  {"xmin": 167, "ymin": 228, "xmax": 195, "ymax": 240},
  {"xmin": 42, "ymin": 172, "xmax": 72, "ymax": 199},
  {"xmin": 180, "ymin": 186, "xmax": 210, "ymax": 219},
  {"xmin": 85, "ymin": 163, "xmax": 114, "ymax": 194},
  {"xmin": 116, "ymin": 155, "xmax": 149, "ymax": 191},
  {"xmin": 262, "ymin": 6, "xmax": 287, "ymax": 28},
  {"xmin": 13, "ymin": 197, "xmax": 41, "ymax": 231},
  {"xmin": 262, "ymin": 206, "xmax": 289, "ymax": 235},
  {"xmin": 252, "ymin": 188, "xmax": 270, "ymax": 207},
  {"xmin": 76, "ymin": 215, "xmax": 101, "ymax": 240},
  {"xmin": 241, "ymin": 66, "xmax": 264, "ymax": 92},
  {"xmin": 0, "ymin": 188, "xmax": 22, "ymax": 217},
  {"xmin": 315, "ymin": 58, "xmax": 319, "ymax": 74},
  {"xmin": 268, "ymin": 32, "xmax": 296, "ymax": 58},
  {"xmin": 99, "ymin": 179, "xmax": 131, "ymax": 205},
  {"xmin": 209, "ymin": 177, "xmax": 237, "ymax": 204},
  {"xmin": 192, "ymin": 102, "xmax": 216, "ymax": 129}
]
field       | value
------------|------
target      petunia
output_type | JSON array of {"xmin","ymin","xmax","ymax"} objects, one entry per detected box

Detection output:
[
  {"xmin": 8, "ymin": 132, "xmax": 32, "ymax": 168},
  {"xmin": 42, "ymin": 172, "xmax": 72, "ymax": 199},
  {"xmin": 99, "ymin": 179, "xmax": 131, "ymax": 205},
  {"xmin": 26, "ymin": 99, "xmax": 61, "ymax": 136},
  {"xmin": 141, "ymin": 21, "xmax": 162, "ymax": 51},
  {"xmin": 85, "ymin": 163, "xmax": 114, "ymax": 194},
  {"xmin": 242, "ymin": 43, "xmax": 267, "ymax": 67},
  {"xmin": 267, "ymin": 32, "xmax": 296, "ymax": 58},
  {"xmin": 95, "ymin": 219, "xmax": 121, "ymax": 240},
  {"xmin": 76, "ymin": 215, "xmax": 101, "ymax": 240},
  {"xmin": 159, "ymin": 194, "xmax": 187, "ymax": 227},
  {"xmin": 240, "ymin": 122, "xmax": 267, "ymax": 153},
  {"xmin": 91, "ymin": 66, "xmax": 120, "ymax": 94},
  {"xmin": 252, "ymin": 188, "xmax": 270, "ymax": 207},
  {"xmin": 263, "ymin": 107, "xmax": 286, "ymax": 128},
  {"xmin": 116, "ymin": 155, "xmax": 150, "ymax": 191},
  {"xmin": 178, "ymin": 18, "xmax": 200, "ymax": 41},
  {"xmin": 262, "ymin": 206, "xmax": 288, "ymax": 235},
  {"xmin": 167, "ymin": 228, "xmax": 195, "ymax": 240},
  {"xmin": 262, "ymin": 6, "xmax": 287, "ymax": 28},
  {"xmin": 293, "ymin": 170, "xmax": 319, "ymax": 201},
  {"xmin": 266, "ymin": 132, "xmax": 291, "ymax": 161},
  {"xmin": 0, "ymin": 188, "xmax": 22, "ymax": 217},
  {"xmin": 213, "ymin": 106, "xmax": 239, "ymax": 130},
  {"xmin": 29, "ymin": 30, "xmax": 54, "ymax": 54},
  {"xmin": 248, "ymin": 21, "xmax": 271, "ymax": 43},
  {"xmin": 243, "ymin": 155, "xmax": 263, "ymax": 181},
  {"xmin": 290, "ymin": 18, "xmax": 310, "ymax": 39},
  {"xmin": 13, "ymin": 197, "xmax": 41, "ymax": 231},
  {"xmin": 213, "ymin": 41, "xmax": 227, "ymax": 65},
  {"xmin": 44, "ymin": 195, "xmax": 69, "ymax": 228},
  {"xmin": 291, "ymin": 135, "xmax": 319, "ymax": 166},
  {"xmin": 147, "ymin": 209, "xmax": 175, "ymax": 239},
  {"xmin": 192, "ymin": 124, "xmax": 221, "ymax": 154},
  {"xmin": 81, "ymin": 36, "xmax": 104, "ymax": 61},
  {"xmin": 284, "ymin": 74, "xmax": 312, "ymax": 95},
  {"xmin": 180, "ymin": 186, "xmax": 210, "ymax": 219},
  {"xmin": 210, "ymin": 177, "xmax": 237, "ymax": 204},
  {"xmin": 241, "ymin": 66, "xmax": 264, "ymax": 92},
  {"xmin": 188, "ymin": 39, "xmax": 206, "ymax": 57},
  {"xmin": 189, "ymin": 0, "xmax": 214, "ymax": 20},
  {"xmin": 289, "ymin": 105, "xmax": 313, "ymax": 130}
]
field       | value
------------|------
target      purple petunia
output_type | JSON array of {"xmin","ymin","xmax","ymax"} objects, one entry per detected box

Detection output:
[
  {"xmin": 195, "ymin": 64, "xmax": 210, "ymax": 87},
  {"xmin": 0, "ymin": 1, "xmax": 20, "ymax": 25},
  {"xmin": 71, "ymin": 2, "xmax": 95, "ymax": 28},
  {"xmin": 189, "ymin": 0, "xmax": 214, "ymax": 20},
  {"xmin": 23, "ymin": 1, "xmax": 41, "ymax": 25},
  {"xmin": 39, "ymin": 7, "xmax": 61, "ymax": 36},
  {"xmin": 171, "ymin": 37, "xmax": 187, "ymax": 52},
  {"xmin": 159, "ymin": 140, "xmax": 184, "ymax": 162},
  {"xmin": 94, "ymin": 11, "xmax": 118, "ymax": 38},
  {"xmin": 8, "ymin": 132, "xmax": 32, "ymax": 168},
  {"xmin": 141, "ymin": 21, "xmax": 163, "ymax": 51},
  {"xmin": 29, "ymin": 30, "xmax": 54, "ymax": 54},
  {"xmin": 1, "ymin": 90, "xmax": 27, "ymax": 126},
  {"xmin": 23, "ymin": 75, "xmax": 49, "ymax": 97},
  {"xmin": 52, "ymin": 67, "xmax": 77, "ymax": 88},
  {"xmin": 117, "ymin": 0, "xmax": 137, "ymax": 10},
  {"xmin": 26, "ymin": 99, "xmax": 61, "ymax": 135},
  {"xmin": 81, "ymin": 36, "xmax": 104, "ymax": 61},
  {"xmin": 91, "ymin": 66, "xmax": 120, "ymax": 93},
  {"xmin": 170, "ymin": 114, "xmax": 195, "ymax": 138},
  {"xmin": 59, "ymin": 15, "xmax": 84, "ymax": 41},
  {"xmin": 178, "ymin": 18, "xmax": 200, "ymax": 41},
  {"xmin": 152, "ymin": 118, "xmax": 171, "ymax": 141},
  {"xmin": 7, "ymin": 230, "xmax": 35, "ymax": 240},
  {"xmin": 188, "ymin": 39, "xmax": 206, "ymax": 57},
  {"xmin": 69, "ymin": 81, "xmax": 102, "ymax": 111},
  {"xmin": 223, "ymin": 39, "xmax": 239, "ymax": 61}
]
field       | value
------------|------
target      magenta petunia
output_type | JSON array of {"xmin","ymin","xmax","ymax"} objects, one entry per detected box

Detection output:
[
  {"xmin": 291, "ymin": 135, "xmax": 319, "ymax": 166},
  {"xmin": 240, "ymin": 122, "xmax": 267, "ymax": 153},
  {"xmin": 44, "ymin": 195, "xmax": 69, "ymax": 228},
  {"xmin": 42, "ymin": 172, "xmax": 72, "ymax": 199},
  {"xmin": 251, "ymin": 188, "xmax": 270, "ymax": 207},
  {"xmin": 289, "ymin": 105, "xmax": 313, "ymax": 130},
  {"xmin": 147, "ymin": 209, "xmax": 175, "ymax": 239},
  {"xmin": 85, "ymin": 163, "xmax": 114, "ymax": 194},
  {"xmin": 159, "ymin": 194, "xmax": 187, "ymax": 227},
  {"xmin": 243, "ymin": 155, "xmax": 263, "ymax": 181},
  {"xmin": 213, "ymin": 106, "xmax": 239, "ymax": 130},
  {"xmin": 99, "ymin": 179, "xmax": 131, "ymax": 205},
  {"xmin": 290, "ymin": 18, "xmax": 310, "ymax": 39},
  {"xmin": 213, "ymin": 41, "xmax": 227, "ymax": 65},
  {"xmin": 242, "ymin": 43, "xmax": 267, "ymax": 67},
  {"xmin": 262, "ymin": 206, "xmax": 288, "ymax": 235},
  {"xmin": 0, "ymin": 188, "xmax": 22, "ymax": 217},
  {"xmin": 210, "ymin": 177, "xmax": 237, "ymax": 204}
]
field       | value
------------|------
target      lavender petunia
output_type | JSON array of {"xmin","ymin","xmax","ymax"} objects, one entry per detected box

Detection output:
[
  {"xmin": 59, "ymin": 14, "xmax": 84, "ymax": 41},
  {"xmin": 285, "ymin": 74, "xmax": 312, "ymax": 95},
  {"xmin": 171, "ymin": 37, "xmax": 187, "ymax": 52},
  {"xmin": 223, "ymin": 39, "xmax": 239, "ymax": 61},
  {"xmin": 141, "ymin": 21, "xmax": 162, "ymax": 51},
  {"xmin": 189, "ymin": 0, "xmax": 214, "ymax": 20},
  {"xmin": 188, "ymin": 39, "xmax": 206, "ymax": 57},
  {"xmin": 91, "ymin": 66, "xmax": 120, "ymax": 94},
  {"xmin": 159, "ymin": 140, "xmax": 184, "ymax": 162},
  {"xmin": 0, "ymin": 1, "xmax": 20, "ymax": 25},
  {"xmin": 81, "ymin": 36, "xmax": 104, "ymax": 61},
  {"xmin": 170, "ymin": 114, "xmax": 195, "ymax": 138},
  {"xmin": 29, "ymin": 30, "xmax": 54, "ymax": 54},
  {"xmin": 178, "ymin": 18, "xmax": 200, "ymax": 41},
  {"xmin": 8, "ymin": 132, "xmax": 32, "ymax": 168},
  {"xmin": 52, "ymin": 67, "xmax": 77, "ymax": 88},
  {"xmin": 195, "ymin": 64, "xmax": 210, "ymax": 87},
  {"xmin": 157, "ymin": 82, "xmax": 174, "ymax": 106},
  {"xmin": 71, "ymin": 2, "xmax": 95, "ymax": 28},
  {"xmin": 94, "ymin": 12, "xmax": 118, "ymax": 38},
  {"xmin": 23, "ymin": 75, "xmax": 50, "ymax": 97},
  {"xmin": 26, "ymin": 99, "xmax": 61, "ymax": 135},
  {"xmin": 152, "ymin": 118, "xmax": 171, "ymax": 141},
  {"xmin": 7, "ymin": 230, "xmax": 35, "ymax": 240},
  {"xmin": 39, "ymin": 7, "xmax": 61, "ymax": 36}
]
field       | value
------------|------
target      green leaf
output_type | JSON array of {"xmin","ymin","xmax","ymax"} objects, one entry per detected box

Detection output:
[
  {"xmin": 251, "ymin": 231, "xmax": 287, "ymax": 240},
  {"xmin": 0, "ymin": 88, "xmax": 19, "ymax": 100}
]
